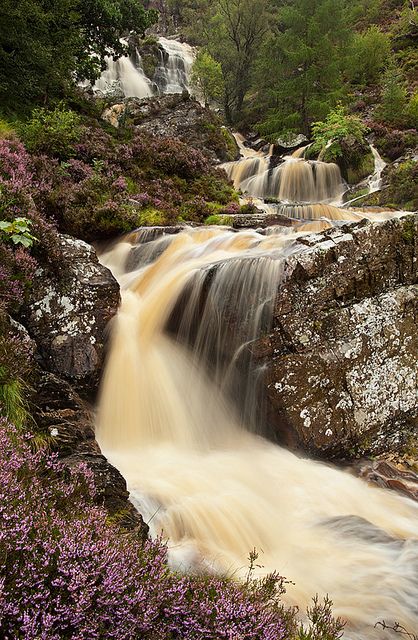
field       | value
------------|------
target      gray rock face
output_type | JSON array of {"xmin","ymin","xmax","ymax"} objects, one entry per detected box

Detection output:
[
  {"xmin": 22, "ymin": 235, "xmax": 120, "ymax": 397},
  {"xmin": 102, "ymin": 94, "xmax": 240, "ymax": 164},
  {"xmin": 257, "ymin": 215, "xmax": 417, "ymax": 458},
  {"xmin": 32, "ymin": 372, "xmax": 148, "ymax": 539}
]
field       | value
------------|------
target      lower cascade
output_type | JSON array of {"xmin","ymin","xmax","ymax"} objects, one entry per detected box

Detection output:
[{"xmin": 97, "ymin": 227, "xmax": 418, "ymax": 640}]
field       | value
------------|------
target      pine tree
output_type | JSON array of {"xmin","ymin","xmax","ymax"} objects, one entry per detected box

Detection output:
[{"xmin": 257, "ymin": 0, "xmax": 350, "ymax": 137}]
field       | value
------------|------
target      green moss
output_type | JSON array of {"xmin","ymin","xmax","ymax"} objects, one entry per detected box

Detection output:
[
  {"xmin": 346, "ymin": 152, "xmax": 375, "ymax": 185},
  {"xmin": 402, "ymin": 216, "xmax": 416, "ymax": 243},
  {"xmin": 137, "ymin": 208, "xmax": 165, "ymax": 226},
  {"xmin": 220, "ymin": 128, "xmax": 239, "ymax": 161},
  {"xmin": 204, "ymin": 214, "xmax": 233, "ymax": 226}
]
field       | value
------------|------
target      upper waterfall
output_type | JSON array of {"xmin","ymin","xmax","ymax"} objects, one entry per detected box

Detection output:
[{"xmin": 93, "ymin": 37, "xmax": 194, "ymax": 99}]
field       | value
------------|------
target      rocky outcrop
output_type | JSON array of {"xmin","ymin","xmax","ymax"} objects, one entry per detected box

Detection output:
[
  {"xmin": 21, "ymin": 235, "xmax": 120, "ymax": 397},
  {"xmin": 102, "ymin": 94, "xmax": 240, "ymax": 163},
  {"xmin": 256, "ymin": 215, "xmax": 417, "ymax": 459},
  {"xmin": 356, "ymin": 457, "xmax": 418, "ymax": 502},
  {"xmin": 32, "ymin": 372, "xmax": 148, "ymax": 539}
]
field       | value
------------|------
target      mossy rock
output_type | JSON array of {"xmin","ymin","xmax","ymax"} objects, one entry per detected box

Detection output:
[{"xmin": 346, "ymin": 152, "xmax": 375, "ymax": 185}]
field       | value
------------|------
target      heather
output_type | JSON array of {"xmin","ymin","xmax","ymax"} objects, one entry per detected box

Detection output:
[
  {"xmin": 0, "ymin": 105, "xmax": 242, "ymax": 242},
  {"xmin": 0, "ymin": 418, "xmax": 344, "ymax": 640}
]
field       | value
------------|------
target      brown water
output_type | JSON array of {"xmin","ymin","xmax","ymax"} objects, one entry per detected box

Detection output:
[{"xmin": 97, "ymin": 226, "xmax": 418, "ymax": 640}]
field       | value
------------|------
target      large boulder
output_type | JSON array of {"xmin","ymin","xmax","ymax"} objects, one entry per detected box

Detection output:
[
  {"xmin": 258, "ymin": 215, "xmax": 417, "ymax": 459},
  {"xmin": 32, "ymin": 371, "xmax": 148, "ymax": 539},
  {"xmin": 21, "ymin": 235, "xmax": 120, "ymax": 397},
  {"xmin": 102, "ymin": 94, "xmax": 240, "ymax": 164}
]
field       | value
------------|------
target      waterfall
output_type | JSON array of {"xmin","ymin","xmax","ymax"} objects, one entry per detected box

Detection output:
[
  {"xmin": 223, "ymin": 137, "xmax": 345, "ymax": 203},
  {"xmin": 94, "ymin": 37, "xmax": 194, "ymax": 99},
  {"xmin": 94, "ymin": 52, "xmax": 154, "ymax": 99},
  {"xmin": 153, "ymin": 37, "xmax": 194, "ymax": 94},
  {"xmin": 97, "ymin": 227, "xmax": 418, "ymax": 640}
]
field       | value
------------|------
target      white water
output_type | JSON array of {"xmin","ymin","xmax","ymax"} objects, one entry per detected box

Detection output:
[
  {"xmin": 223, "ymin": 135, "xmax": 345, "ymax": 204},
  {"xmin": 94, "ymin": 37, "xmax": 194, "ymax": 98},
  {"xmin": 97, "ymin": 227, "xmax": 418, "ymax": 640},
  {"xmin": 94, "ymin": 52, "xmax": 154, "ymax": 99}
]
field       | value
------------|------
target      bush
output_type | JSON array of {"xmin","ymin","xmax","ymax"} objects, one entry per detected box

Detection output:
[
  {"xmin": 311, "ymin": 105, "xmax": 369, "ymax": 162},
  {"xmin": 376, "ymin": 66, "xmax": 408, "ymax": 126},
  {"xmin": 383, "ymin": 160, "xmax": 418, "ymax": 211},
  {"xmin": 19, "ymin": 105, "xmax": 83, "ymax": 159},
  {"xmin": 348, "ymin": 27, "xmax": 391, "ymax": 86},
  {"xmin": 0, "ymin": 419, "xmax": 302, "ymax": 640}
]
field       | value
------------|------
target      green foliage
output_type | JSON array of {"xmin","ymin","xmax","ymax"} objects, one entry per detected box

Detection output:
[
  {"xmin": 348, "ymin": 26, "xmax": 391, "ymax": 85},
  {"xmin": 0, "ymin": 0, "xmax": 158, "ymax": 108},
  {"xmin": 406, "ymin": 91, "xmax": 418, "ymax": 128},
  {"xmin": 311, "ymin": 105, "xmax": 369, "ymax": 161},
  {"xmin": 191, "ymin": 50, "xmax": 224, "ymax": 106},
  {"xmin": 0, "ymin": 217, "xmax": 38, "ymax": 249},
  {"xmin": 377, "ymin": 65, "xmax": 408, "ymax": 125},
  {"xmin": 19, "ymin": 106, "xmax": 82, "ymax": 159},
  {"xmin": 204, "ymin": 214, "xmax": 233, "ymax": 225},
  {"xmin": 383, "ymin": 160, "xmax": 418, "ymax": 211},
  {"xmin": 0, "ymin": 119, "xmax": 15, "ymax": 140},
  {"xmin": 205, "ymin": 0, "xmax": 271, "ymax": 122},
  {"xmin": 0, "ymin": 368, "xmax": 29, "ymax": 429},
  {"xmin": 256, "ymin": 0, "xmax": 350, "ymax": 137}
]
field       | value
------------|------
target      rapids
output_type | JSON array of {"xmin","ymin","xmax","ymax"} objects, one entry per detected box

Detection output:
[{"xmin": 97, "ymin": 227, "xmax": 418, "ymax": 640}]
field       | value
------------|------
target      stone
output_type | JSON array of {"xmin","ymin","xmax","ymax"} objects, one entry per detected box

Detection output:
[
  {"xmin": 32, "ymin": 371, "xmax": 148, "ymax": 539},
  {"xmin": 21, "ymin": 235, "xmax": 120, "ymax": 397},
  {"xmin": 355, "ymin": 458, "xmax": 418, "ymax": 503},
  {"xmin": 257, "ymin": 215, "xmax": 418, "ymax": 459},
  {"xmin": 111, "ymin": 94, "xmax": 240, "ymax": 163}
]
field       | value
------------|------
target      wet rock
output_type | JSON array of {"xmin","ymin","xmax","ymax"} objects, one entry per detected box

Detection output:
[
  {"xmin": 21, "ymin": 235, "xmax": 120, "ymax": 397},
  {"xmin": 103, "ymin": 94, "xmax": 239, "ymax": 163},
  {"xmin": 33, "ymin": 371, "xmax": 148, "ymax": 539},
  {"xmin": 355, "ymin": 457, "xmax": 418, "ymax": 503},
  {"xmin": 273, "ymin": 134, "xmax": 309, "ymax": 156},
  {"xmin": 258, "ymin": 215, "xmax": 418, "ymax": 459}
]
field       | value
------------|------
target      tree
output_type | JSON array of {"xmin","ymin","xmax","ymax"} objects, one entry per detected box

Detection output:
[
  {"xmin": 0, "ymin": 0, "xmax": 158, "ymax": 109},
  {"xmin": 191, "ymin": 51, "xmax": 224, "ymax": 106},
  {"xmin": 204, "ymin": 0, "xmax": 271, "ymax": 122},
  {"xmin": 378, "ymin": 64, "xmax": 407, "ymax": 125},
  {"xmin": 256, "ymin": 0, "xmax": 351, "ymax": 137},
  {"xmin": 348, "ymin": 26, "xmax": 391, "ymax": 86}
]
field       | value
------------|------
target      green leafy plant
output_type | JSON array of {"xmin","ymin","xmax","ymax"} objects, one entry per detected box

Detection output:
[
  {"xmin": 204, "ymin": 214, "xmax": 233, "ymax": 226},
  {"xmin": 0, "ymin": 217, "xmax": 38, "ymax": 248},
  {"xmin": 19, "ymin": 105, "xmax": 82, "ymax": 159},
  {"xmin": 310, "ymin": 104, "xmax": 369, "ymax": 162}
]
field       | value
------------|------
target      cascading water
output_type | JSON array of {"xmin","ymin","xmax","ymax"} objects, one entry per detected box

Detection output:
[
  {"xmin": 94, "ymin": 37, "xmax": 194, "ymax": 98},
  {"xmin": 97, "ymin": 227, "xmax": 418, "ymax": 640},
  {"xmin": 223, "ymin": 135, "xmax": 345, "ymax": 203},
  {"xmin": 153, "ymin": 37, "xmax": 194, "ymax": 94},
  {"xmin": 94, "ymin": 51, "xmax": 154, "ymax": 99}
]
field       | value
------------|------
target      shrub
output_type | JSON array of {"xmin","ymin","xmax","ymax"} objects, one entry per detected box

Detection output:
[
  {"xmin": 19, "ymin": 105, "xmax": 83, "ymax": 160},
  {"xmin": 376, "ymin": 66, "xmax": 408, "ymax": 126},
  {"xmin": 0, "ymin": 119, "xmax": 16, "ymax": 140},
  {"xmin": 0, "ymin": 419, "xmax": 298, "ymax": 640},
  {"xmin": 205, "ymin": 214, "xmax": 233, "ymax": 225},
  {"xmin": 406, "ymin": 91, "xmax": 418, "ymax": 129},
  {"xmin": 310, "ymin": 105, "xmax": 369, "ymax": 162},
  {"xmin": 348, "ymin": 27, "xmax": 391, "ymax": 86},
  {"xmin": 383, "ymin": 160, "xmax": 418, "ymax": 211}
]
